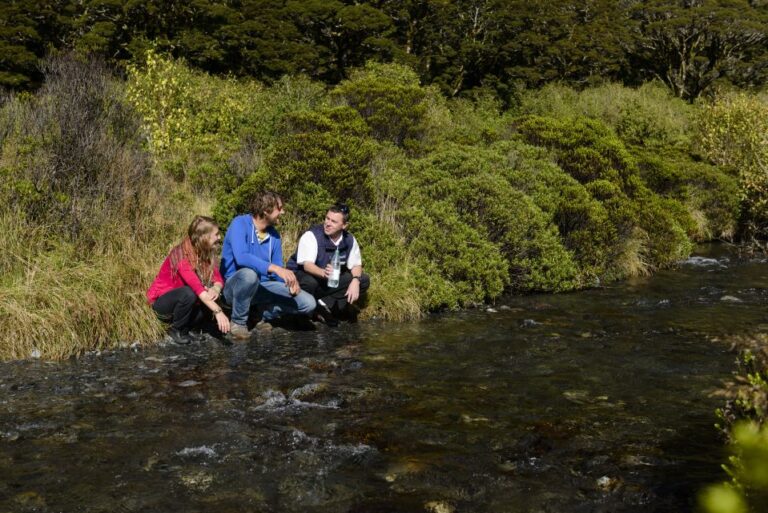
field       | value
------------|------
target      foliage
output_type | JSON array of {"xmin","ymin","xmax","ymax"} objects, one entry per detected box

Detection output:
[
  {"xmin": 332, "ymin": 62, "xmax": 432, "ymax": 150},
  {"xmin": 518, "ymin": 81, "xmax": 694, "ymax": 150},
  {"xmin": 0, "ymin": 55, "xmax": 196, "ymax": 360},
  {"xmin": 629, "ymin": 0, "xmax": 768, "ymax": 100},
  {"xmin": 698, "ymin": 92, "xmax": 768, "ymax": 240},
  {"xmin": 510, "ymin": 114, "xmax": 693, "ymax": 276},
  {"xmin": 3, "ymin": 1, "xmax": 768, "ymax": 102},
  {"xmin": 0, "ymin": 53, "xmax": 150, "ymax": 242},
  {"xmin": 126, "ymin": 50, "xmax": 327, "ymax": 193},
  {"xmin": 1, "ymin": 53, "xmax": 760, "ymax": 359},
  {"xmin": 704, "ymin": 334, "xmax": 768, "ymax": 513}
]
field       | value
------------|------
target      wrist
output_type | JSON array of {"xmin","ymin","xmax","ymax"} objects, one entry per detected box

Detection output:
[{"xmin": 212, "ymin": 308, "xmax": 223, "ymax": 315}]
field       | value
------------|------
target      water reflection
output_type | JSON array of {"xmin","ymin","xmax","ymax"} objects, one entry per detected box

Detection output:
[{"xmin": 1, "ymin": 246, "xmax": 767, "ymax": 512}]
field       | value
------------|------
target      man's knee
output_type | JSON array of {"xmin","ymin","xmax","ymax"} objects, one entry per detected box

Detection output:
[
  {"xmin": 358, "ymin": 274, "xmax": 370, "ymax": 292},
  {"xmin": 233, "ymin": 268, "xmax": 259, "ymax": 286},
  {"xmin": 295, "ymin": 291, "xmax": 317, "ymax": 315}
]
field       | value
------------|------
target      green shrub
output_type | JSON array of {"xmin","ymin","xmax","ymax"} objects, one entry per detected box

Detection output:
[
  {"xmin": 698, "ymin": 92, "xmax": 768, "ymax": 240},
  {"xmin": 379, "ymin": 143, "xmax": 580, "ymax": 297},
  {"xmin": 701, "ymin": 421, "xmax": 768, "ymax": 513},
  {"xmin": 635, "ymin": 151, "xmax": 739, "ymax": 240},
  {"xmin": 0, "ymin": 53, "xmax": 150, "ymax": 243},
  {"xmin": 126, "ymin": 50, "xmax": 327, "ymax": 193},
  {"xmin": 218, "ymin": 106, "xmax": 378, "ymax": 225},
  {"xmin": 518, "ymin": 81, "xmax": 693, "ymax": 150},
  {"xmin": 331, "ymin": 61, "xmax": 435, "ymax": 151},
  {"xmin": 509, "ymin": 116, "xmax": 694, "ymax": 276}
]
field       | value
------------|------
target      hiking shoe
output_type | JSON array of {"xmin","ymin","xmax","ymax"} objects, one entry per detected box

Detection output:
[
  {"xmin": 168, "ymin": 327, "xmax": 193, "ymax": 345},
  {"xmin": 255, "ymin": 320, "xmax": 273, "ymax": 332},
  {"xmin": 229, "ymin": 323, "xmax": 251, "ymax": 341}
]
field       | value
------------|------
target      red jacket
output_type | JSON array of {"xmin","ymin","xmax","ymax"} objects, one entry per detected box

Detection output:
[{"xmin": 146, "ymin": 256, "xmax": 224, "ymax": 304}]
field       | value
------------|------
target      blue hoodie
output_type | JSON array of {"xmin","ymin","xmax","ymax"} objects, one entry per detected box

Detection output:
[{"xmin": 220, "ymin": 214, "xmax": 284, "ymax": 282}]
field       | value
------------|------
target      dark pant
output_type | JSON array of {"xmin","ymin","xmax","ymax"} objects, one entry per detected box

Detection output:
[
  {"xmin": 295, "ymin": 270, "xmax": 370, "ymax": 312},
  {"xmin": 151, "ymin": 286, "xmax": 205, "ymax": 331}
]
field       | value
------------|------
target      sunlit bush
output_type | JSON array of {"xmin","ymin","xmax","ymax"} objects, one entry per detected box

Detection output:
[
  {"xmin": 698, "ymin": 92, "xmax": 768, "ymax": 240},
  {"xmin": 331, "ymin": 61, "xmax": 439, "ymax": 152}
]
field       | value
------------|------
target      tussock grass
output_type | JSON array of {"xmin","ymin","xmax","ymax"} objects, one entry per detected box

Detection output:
[{"xmin": 0, "ymin": 215, "xmax": 162, "ymax": 360}]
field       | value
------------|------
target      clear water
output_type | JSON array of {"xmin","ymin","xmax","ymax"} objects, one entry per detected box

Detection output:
[{"xmin": 2, "ymin": 245, "xmax": 767, "ymax": 512}]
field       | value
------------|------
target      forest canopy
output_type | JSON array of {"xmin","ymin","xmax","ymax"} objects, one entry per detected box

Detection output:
[{"xmin": 2, "ymin": 0, "xmax": 768, "ymax": 101}]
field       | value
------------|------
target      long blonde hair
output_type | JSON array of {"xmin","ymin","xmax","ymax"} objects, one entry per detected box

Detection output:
[{"xmin": 169, "ymin": 215, "xmax": 219, "ymax": 285}]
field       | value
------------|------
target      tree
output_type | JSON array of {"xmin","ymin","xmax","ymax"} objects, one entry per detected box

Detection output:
[{"xmin": 629, "ymin": 0, "xmax": 768, "ymax": 100}]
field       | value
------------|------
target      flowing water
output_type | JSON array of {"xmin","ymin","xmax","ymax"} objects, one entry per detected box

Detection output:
[{"xmin": 2, "ymin": 245, "xmax": 767, "ymax": 513}]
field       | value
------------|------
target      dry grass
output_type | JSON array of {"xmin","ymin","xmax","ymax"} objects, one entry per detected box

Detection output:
[{"xmin": 612, "ymin": 228, "xmax": 652, "ymax": 278}]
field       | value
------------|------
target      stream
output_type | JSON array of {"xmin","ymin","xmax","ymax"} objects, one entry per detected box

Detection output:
[{"xmin": 1, "ymin": 244, "xmax": 767, "ymax": 512}]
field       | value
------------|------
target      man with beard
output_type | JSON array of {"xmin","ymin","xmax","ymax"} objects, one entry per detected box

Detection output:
[{"xmin": 220, "ymin": 191, "xmax": 316, "ymax": 340}]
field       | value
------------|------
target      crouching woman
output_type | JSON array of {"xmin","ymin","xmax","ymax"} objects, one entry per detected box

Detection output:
[{"xmin": 147, "ymin": 215, "xmax": 230, "ymax": 343}]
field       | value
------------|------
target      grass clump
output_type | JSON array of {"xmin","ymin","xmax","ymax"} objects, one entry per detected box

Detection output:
[{"xmin": 0, "ymin": 54, "xmax": 190, "ymax": 360}]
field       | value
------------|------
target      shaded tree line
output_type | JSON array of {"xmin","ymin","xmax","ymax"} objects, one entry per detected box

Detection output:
[{"xmin": 2, "ymin": 0, "xmax": 767, "ymax": 101}]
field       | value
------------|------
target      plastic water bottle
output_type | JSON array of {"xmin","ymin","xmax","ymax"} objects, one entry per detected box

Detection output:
[{"xmin": 328, "ymin": 248, "xmax": 341, "ymax": 287}]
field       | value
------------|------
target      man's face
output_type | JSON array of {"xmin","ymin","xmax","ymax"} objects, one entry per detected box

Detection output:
[
  {"xmin": 265, "ymin": 200, "xmax": 285, "ymax": 226},
  {"xmin": 323, "ymin": 211, "xmax": 347, "ymax": 239}
]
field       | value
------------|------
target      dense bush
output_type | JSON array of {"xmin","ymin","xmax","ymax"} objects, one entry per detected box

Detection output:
[
  {"xmin": 698, "ymin": 92, "xmax": 768, "ymax": 241},
  {"xmin": 518, "ymin": 82, "xmax": 694, "ymax": 150},
  {"xmin": 0, "ymin": 54, "xmax": 151, "ymax": 242},
  {"xmin": 126, "ymin": 50, "xmax": 327, "ymax": 193},
  {"xmin": 331, "ymin": 62, "xmax": 434, "ymax": 150},
  {"xmin": 510, "ymin": 115, "xmax": 693, "ymax": 277}
]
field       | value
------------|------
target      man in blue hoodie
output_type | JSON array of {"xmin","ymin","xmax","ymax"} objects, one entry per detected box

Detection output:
[{"xmin": 220, "ymin": 191, "xmax": 316, "ymax": 340}]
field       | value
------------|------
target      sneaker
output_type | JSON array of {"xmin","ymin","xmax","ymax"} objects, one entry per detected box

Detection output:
[
  {"xmin": 168, "ymin": 327, "xmax": 193, "ymax": 345},
  {"xmin": 229, "ymin": 323, "xmax": 251, "ymax": 341},
  {"xmin": 255, "ymin": 320, "xmax": 273, "ymax": 332}
]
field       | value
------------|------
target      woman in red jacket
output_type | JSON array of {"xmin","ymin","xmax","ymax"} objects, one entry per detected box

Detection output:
[{"xmin": 147, "ymin": 215, "xmax": 230, "ymax": 343}]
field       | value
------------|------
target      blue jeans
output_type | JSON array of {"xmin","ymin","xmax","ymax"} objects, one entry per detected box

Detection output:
[{"xmin": 223, "ymin": 268, "xmax": 316, "ymax": 326}]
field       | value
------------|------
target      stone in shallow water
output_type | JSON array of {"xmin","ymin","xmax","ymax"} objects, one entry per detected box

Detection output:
[
  {"xmin": 179, "ymin": 470, "xmax": 214, "ymax": 491},
  {"xmin": 425, "ymin": 500, "xmax": 455, "ymax": 513},
  {"xmin": 14, "ymin": 491, "xmax": 46, "ymax": 509},
  {"xmin": 177, "ymin": 445, "xmax": 217, "ymax": 458},
  {"xmin": 177, "ymin": 380, "xmax": 202, "ymax": 387},
  {"xmin": 596, "ymin": 475, "xmax": 622, "ymax": 492},
  {"xmin": 720, "ymin": 295, "xmax": 742, "ymax": 302}
]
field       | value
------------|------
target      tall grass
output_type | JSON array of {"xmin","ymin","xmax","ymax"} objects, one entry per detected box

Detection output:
[{"xmin": 0, "ymin": 54, "xmax": 197, "ymax": 360}]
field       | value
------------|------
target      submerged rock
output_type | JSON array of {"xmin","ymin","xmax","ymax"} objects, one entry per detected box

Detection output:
[
  {"xmin": 179, "ymin": 470, "xmax": 214, "ymax": 491},
  {"xmin": 14, "ymin": 491, "xmax": 46, "ymax": 509},
  {"xmin": 177, "ymin": 380, "xmax": 202, "ymax": 387},
  {"xmin": 596, "ymin": 475, "xmax": 622, "ymax": 492},
  {"xmin": 425, "ymin": 500, "xmax": 455, "ymax": 513}
]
